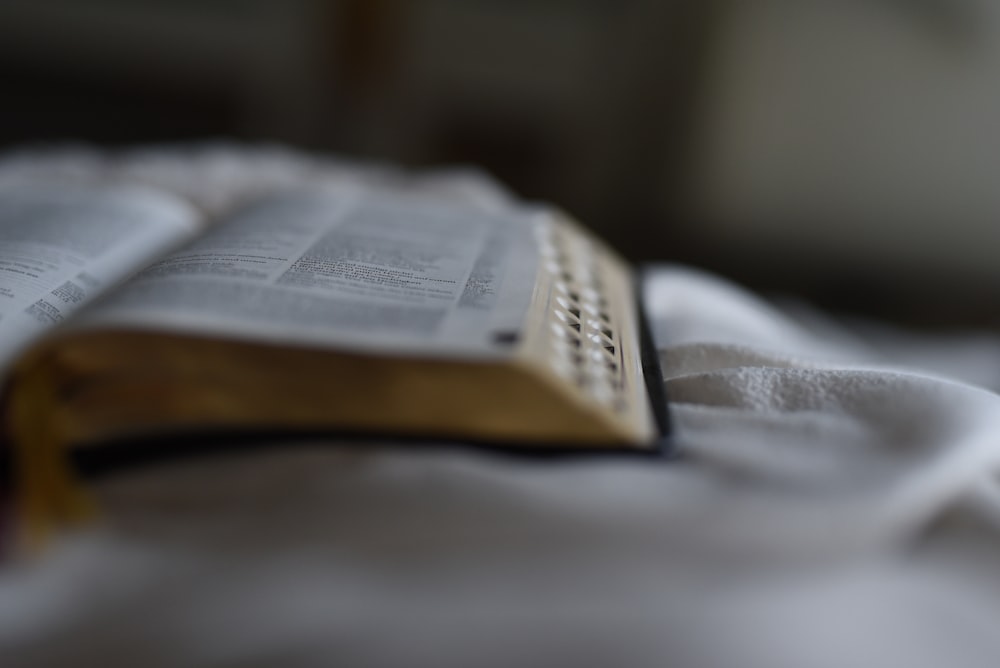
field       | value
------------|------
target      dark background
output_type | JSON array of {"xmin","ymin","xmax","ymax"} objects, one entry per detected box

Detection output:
[{"xmin": 2, "ymin": 0, "xmax": 998, "ymax": 328}]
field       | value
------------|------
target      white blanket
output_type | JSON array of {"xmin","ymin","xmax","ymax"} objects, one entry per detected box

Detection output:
[{"xmin": 2, "ymin": 147, "xmax": 1000, "ymax": 668}]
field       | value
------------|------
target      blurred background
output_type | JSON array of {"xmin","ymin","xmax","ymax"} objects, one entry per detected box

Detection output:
[{"xmin": 2, "ymin": 0, "xmax": 999, "ymax": 327}]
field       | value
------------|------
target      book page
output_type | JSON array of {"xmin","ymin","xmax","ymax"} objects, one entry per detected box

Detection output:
[
  {"xmin": 76, "ymin": 188, "xmax": 541, "ymax": 358},
  {"xmin": 0, "ymin": 185, "xmax": 200, "ymax": 368}
]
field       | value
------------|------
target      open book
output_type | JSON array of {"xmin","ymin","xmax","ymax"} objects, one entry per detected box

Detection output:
[{"xmin": 0, "ymin": 178, "xmax": 669, "ymax": 539}]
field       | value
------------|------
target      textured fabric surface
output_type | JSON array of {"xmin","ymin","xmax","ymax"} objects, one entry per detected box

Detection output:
[{"xmin": 2, "ymin": 147, "xmax": 1000, "ymax": 667}]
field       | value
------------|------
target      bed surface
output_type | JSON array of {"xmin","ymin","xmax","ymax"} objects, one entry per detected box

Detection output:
[{"xmin": 2, "ymin": 146, "xmax": 1000, "ymax": 668}]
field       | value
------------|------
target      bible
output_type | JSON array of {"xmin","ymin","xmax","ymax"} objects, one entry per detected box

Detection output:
[{"xmin": 0, "ymin": 178, "xmax": 669, "ymax": 541}]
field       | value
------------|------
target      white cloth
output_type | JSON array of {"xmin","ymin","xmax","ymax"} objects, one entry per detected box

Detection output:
[{"xmin": 2, "ymin": 148, "xmax": 1000, "ymax": 667}]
